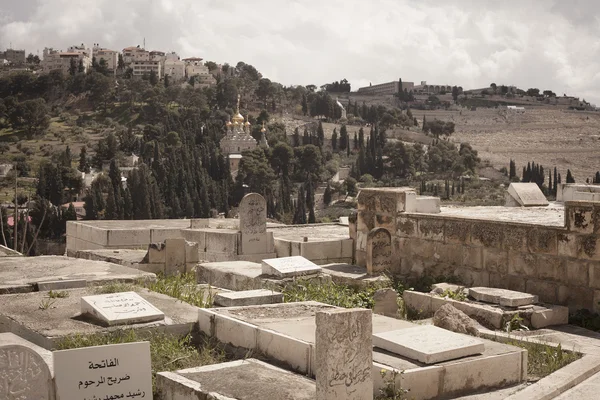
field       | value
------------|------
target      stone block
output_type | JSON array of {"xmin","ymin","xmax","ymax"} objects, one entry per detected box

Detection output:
[
  {"xmin": 240, "ymin": 232, "xmax": 271, "ymax": 255},
  {"xmin": 366, "ymin": 228, "xmax": 393, "ymax": 274},
  {"xmin": 471, "ymin": 223, "xmax": 503, "ymax": 248},
  {"xmin": 536, "ymin": 255, "xmax": 565, "ymax": 282},
  {"xmin": 214, "ymin": 313, "xmax": 258, "ymax": 349},
  {"xmin": 415, "ymin": 196, "xmax": 441, "ymax": 213},
  {"xmin": 589, "ymin": 263, "xmax": 600, "ymax": 289},
  {"xmin": 418, "ymin": 218, "xmax": 445, "ymax": 241},
  {"xmin": 357, "ymin": 187, "xmax": 413, "ymax": 215},
  {"xmin": 341, "ymin": 239, "xmax": 354, "ymax": 259},
  {"xmin": 185, "ymin": 241, "xmax": 200, "ymax": 264},
  {"xmin": 566, "ymin": 202, "xmax": 595, "ymax": 233},
  {"xmin": 81, "ymin": 292, "xmax": 164, "ymax": 326},
  {"xmin": 0, "ymin": 340, "xmax": 53, "ymax": 400},
  {"xmin": 257, "ymin": 329, "xmax": 311, "ymax": 374},
  {"xmin": 530, "ymin": 305, "xmax": 569, "ymax": 328},
  {"xmin": 372, "ymin": 325, "xmax": 484, "ymax": 364},
  {"xmin": 205, "ymin": 231, "xmax": 238, "ymax": 254},
  {"xmin": 355, "ymin": 249, "xmax": 366, "ymax": 267},
  {"xmin": 525, "ymin": 280, "xmax": 558, "ymax": 304},
  {"xmin": 403, "ymin": 290, "xmax": 432, "ymax": 317},
  {"xmin": 373, "ymin": 363, "xmax": 442, "ymax": 400},
  {"xmin": 357, "ymin": 231, "xmax": 368, "ymax": 252},
  {"xmin": 262, "ymin": 256, "xmax": 322, "ymax": 277},
  {"xmin": 375, "ymin": 214, "xmax": 396, "ymax": 233},
  {"xmin": 396, "ymin": 216, "xmax": 417, "ymax": 238},
  {"xmin": 453, "ymin": 268, "xmax": 490, "ymax": 287},
  {"xmin": 147, "ymin": 242, "xmax": 166, "ymax": 263},
  {"xmin": 274, "ymin": 238, "xmax": 292, "ymax": 257},
  {"xmin": 433, "ymin": 243, "xmax": 463, "ymax": 266},
  {"xmin": 291, "ymin": 241, "xmax": 302, "ymax": 256},
  {"xmin": 469, "ymin": 287, "xmax": 538, "ymax": 307},
  {"xmin": 508, "ymin": 252, "xmax": 537, "ymax": 277},
  {"xmin": 527, "ymin": 229, "xmax": 558, "ymax": 255},
  {"xmin": 213, "ymin": 289, "xmax": 283, "ymax": 307},
  {"xmin": 577, "ymin": 235, "xmax": 600, "ymax": 260},
  {"xmin": 301, "ymin": 240, "xmax": 342, "ymax": 261},
  {"xmin": 503, "ymin": 227, "xmax": 530, "ymax": 251},
  {"xmin": 165, "ymin": 238, "xmax": 186, "ymax": 276},
  {"xmin": 181, "ymin": 229, "xmax": 206, "ymax": 251},
  {"xmin": 197, "ymin": 308, "xmax": 217, "ymax": 336},
  {"xmin": 444, "ymin": 220, "xmax": 471, "ymax": 244},
  {"xmin": 411, "ymin": 239, "xmax": 436, "ymax": 262},
  {"xmin": 190, "ymin": 219, "xmax": 209, "ymax": 229},
  {"xmin": 482, "ymin": 248, "xmax": 508, "ymax": 274},
  {"xmin": 315, "ymin": 308, "xmax": 372, "ymax": 400},
  {"xmin": 54, "ymin": 342, "xmax": 152, "ymax": 400},
  {"xmin": 558, "ymin": 285, "xmax": 594, "ymax": 310},
  {"xmin": 36, "ymin": 279, "xmax": 87, "ymax": 291},
  {"xmin": 150, "ymin": 228, "xmax": 184, "ymax": 243},
  {"xmin": 557, "ymin": 233, "xmax": 579, "ymax": 258},
  {"xmin": 507, "ymin": 275, "xmax": 527, "ymax": 293},
  {"xmin": 489, "ymin": 273, "xmax": 510, "ymax": 289},
  {"xmin": 373, "ymin": 289, "xmax": 398, "ymax": 318},
  {"xmin": 506, "ymin": 182, "xmax": 549, "ymax": 207},
  {"xmin": 107, "ymin": 229, "xmax": 150, "ymax": 247},
  {"xmin": 462, "ymin": 246, "xmax": 483, "ymax": 270}
]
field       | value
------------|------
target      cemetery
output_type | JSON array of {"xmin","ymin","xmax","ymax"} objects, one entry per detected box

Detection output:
[{"xmin": 4, "ymin": 188, "xmax": 600, "ymax": 399}]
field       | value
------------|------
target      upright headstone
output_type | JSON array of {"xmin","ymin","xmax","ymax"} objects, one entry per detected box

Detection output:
[
  {"xmin": 238, "ymin": 193, "xmax": 269, "ymax": 254},
  {"xmin": 315, "ymin": 308, "xmax": 373, "ymax": 400},
  {"xmin": 373, "ymin": 288, "xmax": 399, "ymax": 318},
  {"xmin": 0, "ymin": 344, "xmax": 53, "ymax": 400},
  {"xmin": 366, "ymin": 228, "xmax": 392, "ymax": 274},
  {"xmin": 54, "ymin": 342, "xmax": 152, "ymax": 400},
  {"xmin": 81, "ymin": 291, "xmax": 164, "ymax": 326}
]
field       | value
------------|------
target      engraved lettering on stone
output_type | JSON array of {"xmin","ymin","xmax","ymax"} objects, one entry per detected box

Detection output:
[
  {"xmin": 367, "ymin": 228, "xmax": 392, "ymax": 273},
  {"xmin": 239, "ymin": 193, "xmax": 267, "ymax": 234},
  {"xmin": 0, "ymin": 345, "xmax": 50, "ymax": 400}
]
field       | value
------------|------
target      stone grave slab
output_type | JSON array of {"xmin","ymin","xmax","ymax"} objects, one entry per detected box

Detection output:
[
  {"xmin": 54, "ymin": 341, "xmax": 152, "ymax": 400},
  {"xmin": 0, "ymin": 343, "xmax": 53, "ymax": 400},
  {"xmin": 214, "ymin": 289, "xmax": 284, "ymax": 307},
  {"xmin": 469, "ymin": 287, "xmax": 538, "ymax": 307},
  {"xmin": 506, "ymin": 183, "xmax": 549, "ymax": 207},
  {"xmin": 81, "ymin": 291, "xmax": 164, "ymax": 326},
  {"xmin": 261, "ymin": 256, "xmax": 322, "ymax": 278},
  {"xmin": 373, "ymin": 325, "xmax": 484, "ymax": 364}
]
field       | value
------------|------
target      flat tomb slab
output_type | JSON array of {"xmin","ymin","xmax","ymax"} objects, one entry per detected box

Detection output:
[
  {"xmin": 261, "ymin": 256, "xmax": 322, "ymax": 277},
  {"xmin": 373, "ymin": 325, "xmax": 485, "ymax": 364},
  {"xmin": 214, "ymin": 289, "xmax": 283, "ymax": 307},
  {"xmin": 0, "ymin": 256, "xmax": 155, "ymax": 293},
  {"xmin": 507, "ymin": 182, "xmax": 549, "ymax": 207},
  {"xmin": 157, "ymin": 359, "xmax": 315, "ymax": 400},
  {"xmin": 469, "ymin": 287, "xmax": 538, "ymax": 307},
  {"xmin": 81, "ymin": 291, "xmax": 164, "ymax": 326},
  {"xmin": 0, "ymin": 287, "xmax": 198, "ymax": 349}
]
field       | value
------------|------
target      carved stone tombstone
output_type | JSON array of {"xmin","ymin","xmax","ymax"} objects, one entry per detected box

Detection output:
[
  {"xmin": 315, "ymin": 308, "xmax": 373, "ymax": 400},
  {"xmin": 0, "ymin": 344, "xmax": 53, "ymax": 400},
  {"xmin": 239, "ymin": 193, "xmax": 268, "ymax": 254},
  {"xmin": 239, "ymin": 193, "xmax": 267, "ymax": 235},
  {"xmin": 366, "ymin": 228, "xmax": 392, "ymax": 274}
]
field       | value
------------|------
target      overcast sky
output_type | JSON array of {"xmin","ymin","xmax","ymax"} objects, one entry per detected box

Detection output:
[{"xmin": 1, "ymin": 0, "xmax": 600, "ymax": 103}]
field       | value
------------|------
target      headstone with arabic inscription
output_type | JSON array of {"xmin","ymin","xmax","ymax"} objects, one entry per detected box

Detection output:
[
  {"xmin": 239, "ymin": 193, "xmax": 270, "ymax": 254},
  {"xmin": 54, "ymin": 342, "xmax": 152, "ymax": 400},
  {"xmin": 0, "ymin": 344, "xmax": 53, "ymax": 400},
  {"xmin": 366, "ymin": 228, "xmax": 392, "ymax": 274},
  {"xmin": 315, "ymin": 308, "xmax": 373, "ymax": 400},
  {"xmin": 81, "ymin": 292, "xmax": 164, "ymax": 326}
]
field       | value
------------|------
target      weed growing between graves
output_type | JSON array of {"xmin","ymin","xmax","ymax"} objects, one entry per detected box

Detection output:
[
  {"xmin": 376, "ymin": 369, "xmax": 410, "ymax": 400},
  {"xmin": 48, "ymin": 290, "xmax": 69, "ymax": 298},
  {"xmin": 569, "ymin": 309, "xmax": 600, "ymax": 332},
  {"xmin": 145, "ymin": 273, "xmax": 214, "ymax": 308},
  {"xmin": 94, "ymin": 282, "xmax": 136, "ymax": 294},
  {"xmin": 281, "ymin": 280, "xmax": 381, "ymax": 309},
  {"xmin": 505, "ymin": 340, "xmax": 581, "ymax": 380},
  {"xmin": 55, "ymin": 330, "xmax": 226, "ymax": 395}
]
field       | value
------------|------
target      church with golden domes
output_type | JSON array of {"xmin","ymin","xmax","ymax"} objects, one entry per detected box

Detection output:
[{"xmin": 220, "ymin": 95, "xmax": 268, "ymax": 173}]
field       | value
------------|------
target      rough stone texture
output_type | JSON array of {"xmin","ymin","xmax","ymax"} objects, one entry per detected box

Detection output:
[
  {"xmin": 431, "ymin": 283, "xmax": 465, "ymax": 295},
  {"xmin": 315, "ymin": 308, "xmax": 373, "ymax": 400},
  {"xmin": 0, "ymin": 343, "xmax": 53, "ymax": 400},
  {"xmin": 433, "ymin": 304, "xmax": 480, "ymax": 337},
  {"xmin": 373, "ymin": 325, "xmax": 485, "ymax": 364},
  {"xmin": 469, "ymin": 287, "xmax": 538, "ymax": 307},
  {"xmin": 214, "ymin": 289, "xmax": 284, "ymax": 307},
  {"xmin": 373, "ymin": 288, "xmax": 398, "ymax": 318},
  {"xmin": 157, "ymin": 359, "xmax": 316, "ymax": 400},
  {"xmin": 366, "ymin": 228, "xmax": 392, "ymax": 274}
]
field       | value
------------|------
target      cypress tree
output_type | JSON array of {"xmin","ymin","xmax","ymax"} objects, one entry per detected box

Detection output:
[
  {"xmin": 548, "ymin": 170, "xmax": 553, "ymax": 194},
  {"xmin": 553, "ymin": 167, "xmax": 558, "ymax": 196},
  {"xmin": 353, "ymin": 133, "xmax": 358, "ymax": 150},
  {"xmin": 317, "ymin": 121, "xmax": 325, "ymax": 148},
  {"xmin": 358, "ymin": 127, "xmax": 364, "ymax": 149},
  {"xmin": 323, "ymin": 183, "xmax": 332, "ymax": 205},
  {"xmin": 339, "ymin": 125, "xmax": 348, "ymax": 150},
  {"xmin": 331, "ymin": 129, "xmax": 337, "ymax": 151},
  {"xmin": 293, "ymin": 185, "xmax": 307, "ymax": 224},
  {"xmin": 79, "ymin": 146, "xmax": 90, "ymax": 173},
  {"xmin": 566, "ymin": 169, "xmax": 575, "ymax": 183},
  {"xmin": 509, "ymin": 159, "xmax": 516, "ymax": 180}
]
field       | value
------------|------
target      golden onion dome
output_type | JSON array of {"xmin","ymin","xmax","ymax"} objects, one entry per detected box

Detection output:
[
  {"xmin": 260, "ymin": 121, "xmax": 266, "ymax": 133},
  {"xmin": 244, "ymin": 119, "xmax": 251, "ymax": 126},
  {"xmin": 226, "ymin": 120, "xmax": 232, "ymax": 127},
  {"xmin": 232, "ymin": 112, "xmax": 244, "ymax": 123}
]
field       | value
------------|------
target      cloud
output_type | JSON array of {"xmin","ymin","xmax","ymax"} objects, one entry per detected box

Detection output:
[{"xmin": 1, "ymin": 0, "xmax": 600, "ymax": 103}]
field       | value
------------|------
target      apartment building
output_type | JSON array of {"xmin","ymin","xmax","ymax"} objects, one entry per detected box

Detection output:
[
  {"xmin": 164, "ymin": 59, "xmax": 186, "ymax": 82},
  {"xmin": 122, "ymin": 46, "xmax": 149, "ymax": 65},
  {"xmin": 41, "ymin": 44, "xmax": 92, "ymax": 74},
  {"xmin": 132, "ymin": 60, "xmax": 161, "ymax": 78},
  {"xmin": 92, "ymin": 44, "xmax": 118, "ymax": 73},
  {"xmin": 0, "ymin": 49, "xmax": 26, "ymax": 65},
  {"xmin": 357, "ymin": 80, "xmax": 415, "ymax": 96},
  {"xmin": 183, "ymin": 57, "xmax": 216, "ymax": 87}
]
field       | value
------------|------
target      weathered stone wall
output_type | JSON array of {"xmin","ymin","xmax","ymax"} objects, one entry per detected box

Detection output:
[{"xmin": 356, "ymin": 188, "xmax": 600, "ymax": 312}]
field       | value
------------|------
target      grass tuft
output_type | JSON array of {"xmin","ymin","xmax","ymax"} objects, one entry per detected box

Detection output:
[
  {"xmin": 506, "ymin": 340, "xmax": 581, "ymax": 379},
  {"xmin": 281, "ymin": 280, "xmax": 382, "ymax": 309},
  {"xmin": 145, "ymin": 273, "xmax": 213, "ymax": 308}
]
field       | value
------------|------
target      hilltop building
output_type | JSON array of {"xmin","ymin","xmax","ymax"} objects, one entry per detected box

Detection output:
[
  {"xmin": 220, "ymin": 95, "xmax": 258, "ymax": 173},
  {"xmin": 122, "ymin": 46, "xmax": 149, "ymax": 65},
  {"xmin": 183, "ymin": 57, "xmax": 216, "ymax": 87},
  {"xmin": 92, "ymin": 44, "xmax": 118, "ymax": 74},
  {"xmin": 357, "ymin": 80, "xmax": 415, "ymax": 95},
  {"xmin": 0, "ymin": 49, "xmax": 26, "ymax": 65},
  {"xmin": 41, "ymin": 44, "xmax": 92, "ymax": 74}
]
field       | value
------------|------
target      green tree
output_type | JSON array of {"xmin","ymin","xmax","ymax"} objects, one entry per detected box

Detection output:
[
  {"xmin": 69, "ymin": 58, "xmax": 77, "ymax": 76},
  {"xmin": 8, "ymin": 99, "xmax": 50, "ymax": 139},
  {"xmin": 452, "ymin": 86, "xmax": 459, "ymax": 101},
  {"xmin": 293, "ymin": 185, "xmax": 307, "ymax": 224},
  {"xmin": 118, "ymin": 53, "xmax": 125, "ymax": 70},
  {"xmin": 149, "ymin": 69, "xmax": 158, "ymax": 86},
  {"xmin": 339, "ymin": 124, "xmax": 348, "ymax": 150},
  {"xmin": 566, "ymin": 169, "xmax": 575, "ymax": 183},
  {"xmin": 331, "ymin": 128, "xmax": 337, "ymax": 151}
]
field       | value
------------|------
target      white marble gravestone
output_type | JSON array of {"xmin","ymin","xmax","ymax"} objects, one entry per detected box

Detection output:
[
  {"xmin": 0, "ymin": 344, "xmax": 53, "ymax": 400},
  {"xmin": 54, "ymin": 342, "xmax": 152, "ymax": 400},
  {"xmin": 316, "ymin": 308, "xmax": 373, "ymax": 400},
  {"xmin": 373, "ymin": 325, "xmax": 484, "ymax": 364},
  {"xmin": 239, "ymin": 193, "xmax": 270, "ymax": 254},
  {"xmin": 469, "ymin": 287, "xmax": 538, "ymax": 307},
  {"xmin": 81, "ymin": 291, "xmax": 164, "ymax": 326},
  {"xmin": 506, "ymin": 183, "xmax": 549, "ymax": 207},
  {"xmin": 261, "ymin": 256, "xmax": 322, "ymax": 277}
]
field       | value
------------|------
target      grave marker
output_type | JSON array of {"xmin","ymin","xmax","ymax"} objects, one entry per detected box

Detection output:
[
  {"xmin": 0, "ymin": 344, "xmax": 53, "ymax": 400},
  {"xmin": 366, "ymin": 228, "xmax": 392, "ymax": 274},
  {"xmin": 239, "ymin": 193, "xmax": 267, "ymax": 235},
  {"xmin": 373, "ymin": 325, "xmax": 484, "ymax": 364},
  {"xmin": 469, "ymin": 287, "xmax": 538, "ymax": 307},
  {"xmin": 54, "ymin": 341, "xmax": 152, "ymax": 400},
  {"xmin": 316, "ymin": 308, "xmax": 373, "ymax": 400},
  {"xmin": 506, "ymin": 183, "xmax": 549, "ymax": 207},
  {"xmin": 81, "ymin": 291, "xmax": 164, "ymax": 326},
  {"xmin": 261, "ymin": 256, "xmax": 322, "ymax": 277}
]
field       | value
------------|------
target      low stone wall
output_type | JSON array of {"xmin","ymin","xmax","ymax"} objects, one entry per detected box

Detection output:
[
  {"xmin": 274, "ymin": 238, "xmax": 353, "ymax": 265},
  {"xmin": 354, "ymin": 187, "xmax": 600, "ymax": 312}
]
